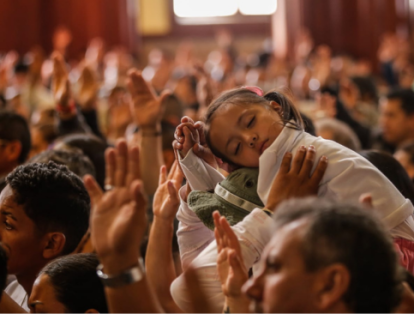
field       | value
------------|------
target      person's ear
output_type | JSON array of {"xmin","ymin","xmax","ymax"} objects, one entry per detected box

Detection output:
[
  {"xmin": 269, "ymin": 100, "xmax": 283, "ymax": 113},
  {"xmin": 42, "ymin": 233, "xmax": 66, "ymax": 259},
  {"xmin": 313, "ymin": 264, "xmax": 350, "ymax": 311},
  {"xmin": 4, "ymin": 141, "xmax": 22, "ymax": 163},
  {"xmin": 84, "ymin": 309, "xmax": 99, "ymax": 313}
]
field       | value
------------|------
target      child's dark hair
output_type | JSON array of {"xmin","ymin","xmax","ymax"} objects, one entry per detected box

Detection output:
[{"xmin": 203, "ymin": 88, "xmax": 303, "ymax": 166}]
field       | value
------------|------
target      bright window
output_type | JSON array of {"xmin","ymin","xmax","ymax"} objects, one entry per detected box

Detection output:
[
  {"xmin": 238, "ymin": 0, "xmax": 277, "ymax": 15},
  {"xmin": 173, "ymin": 0, "xmax": 277, "ymax": 18}
]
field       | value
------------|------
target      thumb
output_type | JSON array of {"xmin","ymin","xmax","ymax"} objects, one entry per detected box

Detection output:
[{"xmin": 159, "ymin": 90, "xmax": 171, "ymax": 108}]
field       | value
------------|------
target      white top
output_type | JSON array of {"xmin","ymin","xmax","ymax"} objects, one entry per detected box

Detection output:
[
  {"xmin": 172, "ymin": 186, "xmax": 273, "ymax": 313},
  {"xmin": 172, "ymin": 126, "xmax": 414, "ymax": 311},
  {"xmin": 5, "ymin": 279, "xmax": 29, "ymax": 311},
  {"xmin": 258, "ymin": 126, "xmax": 414, "ymax": 239}
]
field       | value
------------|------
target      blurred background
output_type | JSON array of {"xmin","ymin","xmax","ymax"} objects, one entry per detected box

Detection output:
[{"xmin": 2, "ymin": 0, "xmax": 414, "ymax": 170}]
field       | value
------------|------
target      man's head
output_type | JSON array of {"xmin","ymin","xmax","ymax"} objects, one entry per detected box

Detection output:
[
  {"xmin": 380, "ymin": 89, "xmax": 414, "ymax": 147},
  {"xmin": 0, "ymin": 162, "xmax": 89, "ymax": 282},
  {"xmin": 243, "ymin": 198, "xmax": 403, "ymax": 313},
  {"xmin": 0, "ymin": 110, "xmax": 31, "ymax": 176}
]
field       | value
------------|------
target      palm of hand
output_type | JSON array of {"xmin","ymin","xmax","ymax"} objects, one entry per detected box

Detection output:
[
  {"xmin": 91, "ymin": 188, "xmax": 145, "ymax": 259},
  {"xmin": 52, "ymin": 54, "xmax": 70, "ymax": 104},
  {"xmin": 217, "ymin": 249, "xmax": 231, "ymax": 295},
  {"xmin": 132, "ymin": 94, "xmax": 161, "ymax": 128},
  {"xmin": 77, "ymin": 67, "xmax": 97, "ymax": 109},
  {"xmin": 153, "ymin": 182, "xmax": 178, "ymax": 221}
]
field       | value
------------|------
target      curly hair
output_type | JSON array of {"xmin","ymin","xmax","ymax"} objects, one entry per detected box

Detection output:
[{"xmin": 6, "ymin": 162, "xmax": 90, "ymax": 255}]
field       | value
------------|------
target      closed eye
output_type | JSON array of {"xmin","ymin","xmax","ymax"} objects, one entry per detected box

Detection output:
[
  {"xmin": 247, "ymin": 116, "xmax": 255, "ymax": 128},
  {"xmin": 235, "ymin": 143, "xmax": 241, "ymax": 155}
]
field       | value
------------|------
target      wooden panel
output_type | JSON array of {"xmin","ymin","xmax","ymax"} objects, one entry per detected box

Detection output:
[
  {"xmin": 0, "ymin": 0, "xmax": 137, "ymax": 59},
  {"xmin": 276, "ymin": 0, "xmax": 404, "ymax": 67}
]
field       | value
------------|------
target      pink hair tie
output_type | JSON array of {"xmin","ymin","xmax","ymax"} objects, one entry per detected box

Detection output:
[{"xmin": 242, "ymin": 86, "xmax": 264, "ymax": 96}]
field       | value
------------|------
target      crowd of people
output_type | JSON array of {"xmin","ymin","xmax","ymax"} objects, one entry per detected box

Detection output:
[{"xmin": 1, "ymin": 25, "xmax": 414, "ymax": 312}]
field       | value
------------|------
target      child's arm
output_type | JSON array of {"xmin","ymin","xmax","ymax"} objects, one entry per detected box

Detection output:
[
  {"xmin": 174, "ymin": 118, "xmax": 225, "ymax": 191},
  {"xmin": 176, "ymin": 184, "xmax": 215, "ymax": 270}
]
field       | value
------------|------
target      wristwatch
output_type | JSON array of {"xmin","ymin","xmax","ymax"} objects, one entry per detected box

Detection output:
[{"xmin": 96, "ymin": 257, "xmax": 145, "ymax": 287}]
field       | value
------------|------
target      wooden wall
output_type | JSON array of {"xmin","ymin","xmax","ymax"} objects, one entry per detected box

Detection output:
[
  {"xmin": 276, "ymin": 0, "xmax": 411, "ymax": 65},
  {"xmin": 0, "ymin": 0, "xmax": 137, "ymax": 59}
]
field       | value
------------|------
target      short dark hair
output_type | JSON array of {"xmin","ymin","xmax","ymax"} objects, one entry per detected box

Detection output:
[
  {"xmin": 386, "ymin": 88, "xmax": 414, "ymax": 116},
  {"xmin": 6, "ymin": 162, "xmax": 90, "ymax": 255},
  {"xmin": 0, "ymin": 110, "xmax": 31, "ymax": 163},
  {"xmin": 27, "ymin": 149, "xmax": 96, "ymax": 178},
  {"xmin": 28, "ymin": 149, "xmax": 96, "ymax": 179},
  {"xmin": 32, "ymin": 123, "xmax": 58, "ymax": 145},
  {"xmin": 360, "ymin": 150, "xmax": 414, "ymax": 205},
  {"xmin": 273, "ymin": 198, "xmax": 403, "ymax": 313},
  {"xmin": 58, "ymin": 134, "xmax": 108, "ymax": 189},
  {"xmin": 40, "ymin": 253, "xmax": 108, "ymax": 313}
]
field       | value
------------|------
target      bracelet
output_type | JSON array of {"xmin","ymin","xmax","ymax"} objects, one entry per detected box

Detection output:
[
  {"xmin": 262, "ymin": 208, "xmax": 273, "ymax": 217},
  {"xmin": 96, "ymin": 257, "xmax": 145, "ymax": 287},
  {"xmin": 56, "ymin": 99, "xmax": 77, "ymax": 115}
]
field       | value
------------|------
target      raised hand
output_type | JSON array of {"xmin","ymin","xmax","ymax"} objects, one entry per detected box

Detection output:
[
  {"xmin": 173, "ymin": 116, "xmax": 199, "ymax": 157},
  {"xmin": 214, "ymin": 212, "xmax": 248, "ymax": 298},
  {"xmin": 84, "ymin": 139, "xmax": 147, "ymax": 274},
  {"xmin": 77, "ymin": 64, "xmax": 98, "ymax": 110},
  {"xmin": 266, "ymin": 146, "xmax": 328, "ymax": 211},
  {"xmin": 127, "ymin": 69, "xmax": 170, "ymax": 131},
  {"xmin": 153, "ymin": 161, "xmax": 184, "ymax": 221},
  {"xmin": 174, "ymin": 117, "xmax": 219, "ymax": 169},
  {"xmin": 52, "ymin": 52, "xmax": 71, "ymax": 106}
]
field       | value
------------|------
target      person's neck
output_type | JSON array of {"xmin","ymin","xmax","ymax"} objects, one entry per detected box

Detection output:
[
  {"xmin": 16, "ymin": 267, "xmax": 43, "ymax": 295},
  {"xmin": 397, "ymin": 136, "xmax": 414, "ymax": 149}
]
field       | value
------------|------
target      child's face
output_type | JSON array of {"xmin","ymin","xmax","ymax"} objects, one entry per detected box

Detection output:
[{"xmin": 209, "ymin": 103, "xmax": 283, "ymax": 167}]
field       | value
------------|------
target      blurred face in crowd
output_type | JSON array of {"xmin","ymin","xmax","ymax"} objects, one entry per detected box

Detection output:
[
  {"xmin": 380, "ymin": 98, "xmax": 414, "ymax": 146},
  {"xmin": 0, "ymin": 140, "xmax": 21, "ymax": 176},
  {"xmin": 243, "ymin": 219, "xmax": 349, "ymax": 313},
  {"xmin": 29, "ymin": 128, "xmax": 49, "ymax": 159}
]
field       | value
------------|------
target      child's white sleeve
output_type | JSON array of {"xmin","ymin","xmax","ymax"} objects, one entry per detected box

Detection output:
[
  {"xmin": 171, "ymin": 208, "xmax": 273, "ymax": 313},
  {"xmin": 178, "ymin": 148, "xmax": 225, "ymax": 191},
  {"xmin": 176, "ymin": 186, "xmax": 215, "ymax": 271}
]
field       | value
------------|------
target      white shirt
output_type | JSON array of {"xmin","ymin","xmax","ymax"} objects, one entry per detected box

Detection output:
[
  {"xmin": 172, "ymin": 126, "xmax": 414, "ymax": 311},
  {"xmin": 258, "ymin": 126, "xmax": 414, "ymax": 239},
  {"xmin": 172, "ymin": 186, "xmax": 273, "ymax": 313},
  {"xmin": 5, "ymin": 279, "xmax": 29, "ymax": 311}
]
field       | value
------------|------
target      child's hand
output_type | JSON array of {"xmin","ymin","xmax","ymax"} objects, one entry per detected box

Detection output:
[{"xmin": 174, "ymin": 116, "xmax": 200, "ymax": 157}]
